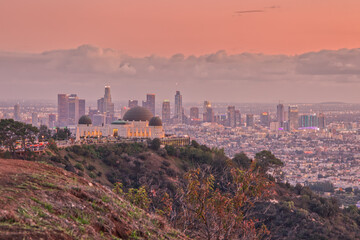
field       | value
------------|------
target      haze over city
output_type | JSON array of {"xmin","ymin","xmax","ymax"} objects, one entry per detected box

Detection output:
[{"xmin": 1, "ymin": 0, "xmax": 360, "ymax": 102}]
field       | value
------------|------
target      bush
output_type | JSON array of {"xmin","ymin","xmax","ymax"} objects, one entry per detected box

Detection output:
[
  {"xmin": 87, "ymin": 164, "xmax": 96, "ymax": 171},
  {"xmin": 74, "ymin": 163, "xmax": 84, "ymax": 171}
]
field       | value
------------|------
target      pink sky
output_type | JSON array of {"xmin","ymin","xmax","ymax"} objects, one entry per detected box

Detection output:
[{"xmin": 0, "ymin": 0, "xmax": 360, "ymax": 56}]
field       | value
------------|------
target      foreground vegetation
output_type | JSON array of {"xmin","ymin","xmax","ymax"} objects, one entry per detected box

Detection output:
[{"xmin": 1, "ymin": 138, "xmax": 360, "ymax": 239}]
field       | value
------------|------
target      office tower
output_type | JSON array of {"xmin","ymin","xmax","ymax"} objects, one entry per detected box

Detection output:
[
  {"xmin": 31, "ymin": 113, "xmax": 38, "ymax": 127},
  {"xmin": 174, "ymin": 91, "xmax": 183, "ymax": 123},
  {"xmin": 128, "ymin": 100, "xmax": 138, "ymax": 109},
  {"xmin": 203, "ymin": 107, "xmax": 214, "ymax": 123},
  {"xmin": 58, "ymin": 94, "xmax": 69, "ymax": 127},
  {"xmin": 246, "ymin": 114, "xmax": 254, "ymax": 127},
  {"xmin": 162, "ymin": 100, "xmax": 171, "ymax": 123},
  {"xmin": 277, "ymin": 104, "xmax": 284, "ymax": 126},
  {"xmin": 190, "ymin": 107, "xmax": 199, "ymax": 120},
  {"xmin": 288, "ymin": 106, "xmax": 299, "ymax": 130},
  {"xmin": 318, "ymin": 113, "xmax": 326, "ymax": 129},
  {"xmin": 58, "ymin": 93, "xmax": 85, "ymax": 126},
  {"xmin": 98, "ymin": 86, "xmax": 115, "ymax": 116},
  {"xmin": 260, "ymin": 112, "xmax": 270, "ymax": 127},
  {"xmin": 299, "ymin": 114, "xmax": 318, "ymax": 128},
  {"xmin": 48, "ymin": 114, "xmax": 56, "ymax": 128},
  {"xmin": 227, "ymin": 106, "xmax": 236, "ymax": 128},
  {"xmin": 13, "ymin": 104, "xmax": 20, "ymax": 121},
  {"xmin": 145, "ymin": 94, "xmax": 155, "ymax": 116},
  {"xmin": 235, "ymin": 110, "xmax": 241, "ymax": 126},
  {"xmin": 79, "ymin": 99, "xmax": 86, "ymax": 117},
  {"xmin": 68, "ymin": 94, "xmax": 79, "ymax": 125},
  {"xmin": 203, "ymin": 101, "xmax": 211, "ymax": 113}
]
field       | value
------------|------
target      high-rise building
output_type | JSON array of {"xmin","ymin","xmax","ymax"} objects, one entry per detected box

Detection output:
[
  {"xmin": 190, "ymin": 107, "xmax": 199, "ymax": 120},
  {"xmin": 235, "ymin": 110, "xmax": 241, "ymax": 126},
  {"xmin": 58, "ymin": 93, "xmax": 85, "ymax": 126},
  {"xmin": 299, "ymin": 114, "xmax": 318, "ymax": 128},
  {"xmin": 288, "ymin": 106, "xmax": 299, "ymax": 130},
  {"xmin": 32, "ymin": 113, "xmax": 38, "ymax": 127},
  {"xmin": 68, "ymin": 94, "xmax": 79, "ymax": 125},
  {"xmin": 227, "ymin": 106, "xmax": 236, "ymax": 128},
  {"xmin": 128, "ymin": 100, "xmax": 138, "ymax": 109},
  {"xmin": 13, "ymin": 104, "xmax": 20, "ymax": 121},
  {"xmin": 174, "ymin": 91, "xmax": 183, "ymax": 123},
  {"xmin": 58, "ymin": 94, "xmax": 69, "ymax": 127},
  {"xmin": 277, "ymin": 104, "xmax": 284, "ymax": 126},
  {"xmin": 260, "ymin": 112, "xmax": 270, "ymax": 127},
  {"xmin": 318, "ymin": 113, "xmax": 326, "ymax": 129},
  {"xmin": 203, "ymin": 107, "xmax": 214, "ymax": 123},
  {"xmin": 145, "ymin": 94, "xmax": 155, "ymax": 116},
  {"xmin": 203, "ymin": 101, "xmax": 211, "ymax": 113},
  {"xmin": 162, "ymin": 100, "xmax": 171, "ymax": 123},
  {"xmin": 98, "ymin": 86, "xmax": 114, "ymax": 116},
  {"xmin": 79, "ymin": 99, "xmax": 86, "ymax": 117},
  {"xmin": 246, "ymin": 114, "xmax": 254, "ymax": 127},
  {"xmin": 48, "ymin": 114, "xmax": 56, "ymax": 128}
]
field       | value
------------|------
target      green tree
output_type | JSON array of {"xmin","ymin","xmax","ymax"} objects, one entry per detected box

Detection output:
[
  {"xmin": 0, "ymin": 119, "xmax": 39, "ymax": 156},
  {"xmin": 38, "ymin": 125, "xmax": 51, "ymax": 141},
  {"xmin": 149, "ymin": 138, "xmax": 161, "ymax": 151},
  {"xmin": 53, "ymin": 127, "xmax": 71, "ymax": 140},
  {"xmin": 254, "ymin": 150, "xmax": 284, "ymax": 174},
  {"xmin": 232, "ymin": 152, "xmax": 252, "ymax": 169}
]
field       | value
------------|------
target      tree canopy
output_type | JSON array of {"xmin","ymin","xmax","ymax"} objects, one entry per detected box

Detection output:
[{"xmin": 0, "ymin": 119, "xmax": 39, "ymax": 155}]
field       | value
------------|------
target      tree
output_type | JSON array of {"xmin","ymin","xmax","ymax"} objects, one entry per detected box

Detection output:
[
  {"xmin": 254, "ymin": 150, "xmax": 283, "ymax": 175},
  {"xmin": 0, "ymin": 119, "xmax": 39, "ymax": 156},
  {"xmin": 53, "ymin": 127, "xmax": 71, "ymax": 140},
  {"xmin": 232, "ymin": 152, "xmax": 252, "ymax": 169},
  {"xmin": 149, "ymin": 138, "xmax": 161, "ymax": 151},
  {"xmin": 179, "ymin": 166, "xmax": 271, "ymax": 240},
  {"xmin": 38, "ymin": 125, "xmax": 51, "ymax": 141}
]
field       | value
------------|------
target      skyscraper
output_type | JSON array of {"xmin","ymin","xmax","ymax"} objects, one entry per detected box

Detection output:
[
  {"xmin": 288, "ymin": 106, "xmax": 299, "ymax": 130},
  {"xmin": 146, "ymin": 94, "xmax": 155, "ymax": 116},
  {"xmin": 162, "ymin": 100, "xmax": 171, "ymax": 123},
  {"xmin": 190, "ymin": 107, "xmax": 199, "ymax": 120},
  {"xmin": 79, "ymin": 99, "xmax": 86, "ymax": 117},
  {"xmin": 58, "ymin": 93, "xmax": 85, "ymax": 126},
  {"xmin": 128, "ymin": 100, "xmax": 138, "ymax": 109},
  {"xmin": 235, "ymin": 110, "xmax": 241, "ymax": 126},
  {"xmin": 98, "ymin": 86, "xmax": 114, "ymax": 116},
  {"xmin": 260, "ymin": 112, "xmax": 270, "ymax": 127},
  {"xmin": 203, "ymin": 107, "xmax": 214, "ymax": 123},
  {"xmin": 13, "ymin": 104, "xmax": 20, "ymax": 121},
  {"xmin": 174, "ymin": 91, "xmax": 183, "ymax": 123},
  {"xmin": 58, "ymin": 94, "xmax": 69, "ymax": 127},
  {"xmin": 68, "ymin": 94, "xmax": 79, "ymax": 125},
  {"xmin": 277, "ymin": 104, "xmax": 284, "ymax": 126},
  {"xmin": 227, "ymin": 106, "xmax": 236, "ymax": 128},
  {"xmin": 318, "ymin": 113, "xmax": 326, "ymax": 129},
  {"xmin": 246, "ymin": 114, "xmax": 254, "ymax": 127},
  {"xmin": 299, "ymin": 114, "xmax": 318, "ymax": 128},
  {"xmin": 203, "ymin": 101, "xmax": 211, "ymax": 113}
]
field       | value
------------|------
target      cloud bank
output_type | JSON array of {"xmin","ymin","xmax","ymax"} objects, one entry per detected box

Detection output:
[{"xmin": 1, "ymin": 45, "xmax": 360, "ymax": 103}]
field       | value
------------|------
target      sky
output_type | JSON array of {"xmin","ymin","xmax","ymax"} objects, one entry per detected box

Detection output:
[{"xmin": 1, "ymin": 0, "xmax": 360, "ymax": 103}]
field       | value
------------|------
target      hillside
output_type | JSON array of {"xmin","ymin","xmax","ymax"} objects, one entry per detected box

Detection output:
[
  {"xmin": 0, "ymin": 158, "xmax": 186, "ymax": 240},
  {"xmin": 36, "ymin": 142, "xmax": 360, "ymax": 240}
]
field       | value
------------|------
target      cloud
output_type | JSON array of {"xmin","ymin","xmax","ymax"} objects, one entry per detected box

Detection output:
[
  {"xmin": 235, "ymin": 10, "xmax": 264, "ymax": 16},
  {"xmin": 1, "ymin": 45, "xmax": 360, "ymax": 103},
  {"xmin": 235, "ymin": 5, "xmax": 280, "ymax": 16},
  {"xmin": 235, "ymin": 10, "xmax": 264, "ymax": 14}
]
